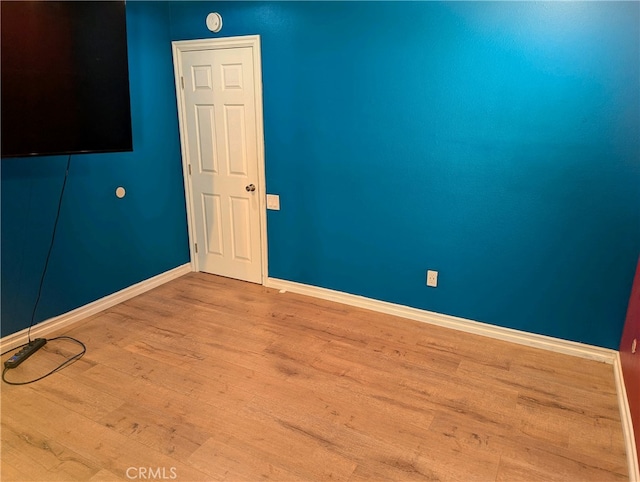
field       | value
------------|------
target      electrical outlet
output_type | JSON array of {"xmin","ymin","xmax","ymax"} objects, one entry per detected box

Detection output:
[{"xmin": 426, "ymin": 270, "xmax": 438, "ymax": 287}]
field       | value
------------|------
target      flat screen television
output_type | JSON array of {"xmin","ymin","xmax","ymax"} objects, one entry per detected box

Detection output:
[{"xmin": 1, "ymin": 1, "xmax": 133, "ymax": 158}]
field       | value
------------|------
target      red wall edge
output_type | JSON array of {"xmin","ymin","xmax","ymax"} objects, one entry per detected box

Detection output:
[{"xmin": 620, "ymin": 256, "xmax": 640, "ymax": 465}]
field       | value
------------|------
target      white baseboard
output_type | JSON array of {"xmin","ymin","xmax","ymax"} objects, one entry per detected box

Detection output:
[
  {"xmin": 3, "ymin": 269, "xmax": 633, "ymax": 477},
  {"xmin": 265, "ymin": 277, "xmax": 617, "ymax": 364},
  {"xmin": 266, "ymin": 277, "xmax": 639, "ymax": 478},
  {"xmin": 614, "ymin": 353, "xmax": 640, "ymax": 482},
  {"xmin": 1, "ymin": 263, "xmax": 192, "ymax": 352}
]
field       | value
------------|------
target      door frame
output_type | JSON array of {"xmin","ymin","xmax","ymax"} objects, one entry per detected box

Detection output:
[{"xmin": 172, "ymin": 35, "xmax": 268, "ymax": 283}]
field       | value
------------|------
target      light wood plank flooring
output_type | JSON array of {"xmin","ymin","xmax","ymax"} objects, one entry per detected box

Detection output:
[{"xmin": 1, "ymin": 272, "xmax": 629, "ymax": 481}]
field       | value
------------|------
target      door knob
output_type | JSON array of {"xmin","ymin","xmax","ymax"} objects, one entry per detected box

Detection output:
[{"xmin": 245, "ymin": 184, "xmax": 256, "ymax": 192}]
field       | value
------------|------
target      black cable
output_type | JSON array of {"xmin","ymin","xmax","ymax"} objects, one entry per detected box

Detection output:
[
  {"xmin": 1, "ymin": 342, "xmax": 29, "ymax": 357},
  {"xmin": 2, "ymin": 336, "xmax": 86, "ymax": 386},
  {"xmin": 27, "ymin": 154, "xmax": 72, "ymax": 343},
  {"xmin": 1, "ymin": 154, "xmax": 87, "ymax": 385}
]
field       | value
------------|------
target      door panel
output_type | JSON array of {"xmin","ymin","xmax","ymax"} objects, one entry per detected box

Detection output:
[
  {"xmin": 202, "ymin": 193, "xmax": 223, "ymax": 255},
  {"xmin": 230, "ymin": 196, "xmax": 252, "ymax": 261},
  {"xmin": 224, "ymin": 105, "xmax": 248, "ymax": 175},
  {"xmin": 180, "ymin": 44, "xmax": 262, "ymax": 283},
  {"xmin": 195, "ymin": 105, "xmax": 217, "ymax": 173}
]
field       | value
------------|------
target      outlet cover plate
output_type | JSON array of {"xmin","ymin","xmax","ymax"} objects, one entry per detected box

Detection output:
[
  {"xmin": 426, "ymin": 270, "xmax": 438, "ymax": 287},
  {"xmin": 266, "ymin": 194, "xmax": 280, "ymax": 210}
]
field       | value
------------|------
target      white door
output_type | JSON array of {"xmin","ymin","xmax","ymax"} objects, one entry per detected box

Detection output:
[{"xmin": 174, "ymin": 37, "xmax": 265, "ymax": 284}]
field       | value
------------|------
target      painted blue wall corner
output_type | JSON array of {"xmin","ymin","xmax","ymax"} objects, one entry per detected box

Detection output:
[
  {"xmin": 170, "ymin": 1, "xmax": 639, "ymax": 349},
  {"xmin": 2, "ymin": 1, "xmax": 638, "ymax": 352},
  {"xmin": 1, "ymin": 1, "xmax": 190, "ymax": 337}
]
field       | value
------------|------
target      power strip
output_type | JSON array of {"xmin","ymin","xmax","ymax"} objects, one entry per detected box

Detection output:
[{"xmin": 4, "ymin": 339, "xmax": 47, "ymax": 369}]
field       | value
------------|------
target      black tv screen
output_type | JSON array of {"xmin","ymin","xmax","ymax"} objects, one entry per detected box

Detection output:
[{"xmin": 1, "ymin": 1, "xmax": 133, "ymax": 158}]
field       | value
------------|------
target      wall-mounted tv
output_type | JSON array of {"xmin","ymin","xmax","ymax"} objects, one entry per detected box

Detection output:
[{"xmin": 1, "ymin": 1, "xmax": 133, "ymax": 158}]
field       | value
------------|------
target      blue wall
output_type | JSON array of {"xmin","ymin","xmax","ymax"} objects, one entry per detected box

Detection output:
[
  {"xmin": 2, "ymin": 2, "xmax": 638, "ymax": 350},
  {"xmin": 169, "ymin": 1, "xmax": 639, "ymax": 349},
  {"xmin": 1, "ymin": 2, "xmax": 190, "ymax": 336}
]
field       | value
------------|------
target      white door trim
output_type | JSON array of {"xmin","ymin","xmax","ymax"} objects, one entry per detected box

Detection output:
[{"xmin": 172, "ymin": 35, "xmax": 268, "ymax": 283}]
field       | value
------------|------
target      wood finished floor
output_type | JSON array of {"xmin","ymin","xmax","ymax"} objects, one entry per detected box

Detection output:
[{"xmin": 0, "ymin": 272, "xmax": 629, "ymax": 481}]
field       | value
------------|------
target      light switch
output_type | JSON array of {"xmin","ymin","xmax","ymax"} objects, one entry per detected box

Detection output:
[{"xmin": 266, "ymin": 194, "xmax": 280, "ymax": 210}]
